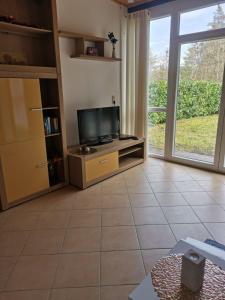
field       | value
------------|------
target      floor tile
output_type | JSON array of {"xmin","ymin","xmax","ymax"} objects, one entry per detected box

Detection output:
[
  {"xmin": 132, "ymin": 207, "xmax": 167, "ymax": 225},
  {"xmin": 204, "ymin": 223, "xmax": 225, "ymax": 244},
  {"xmin": 142, "ymin": 249, "xmax": 170, "ymax": 272},
  {"xmin": 62, "ymin": 228, "xmax": 101, "ymax": 253},
  {"xmin": 129, "ymin": 194, "xmax": 158, "ymax": 207},
  {"xmin": 50, "ymin": 287, "xmax": 99, "ymax": 300},
  {"xmin": 101, "ymin": 226, "xmax": 139, "ymax": 251},
  {"xmin": 102, "ymin": 208, "xmax": 134, "ymax": 226},
  {"xmin": 137, "ymin": 225, "xmax": 176, "ymax": 249},
  {"xmin": 2, "ymin": 213, "xmax": 40, "ymax": 231},
  {"xmin": 162, "ymin": 206, "xmax": 200, "ymax": 224},
  {"xmin": 101, "ymin": 195, "xmax": 130, "ymax": 209},
  {"xmin": 127, "ymin": 184, "xmax": 153, "ymax": 194},
  {"xmin": 0, "ymin": 231, "xmax": 30, "ymax": 257},
  {"xmin": 208, "ymin": 191, "xmax": 225, "ymax": 204},
  {"xmin": 170, "ymin": 223, "xmax": 212, "ymax": 241},
  {"xmin": 53, "ymin": 253, "xmax": 100, "ymax": 288},
  {"xmin": 36, "ymin": 211, "xmax": 70, "ymax": 229},
  {"xmin": 101, "ymin": 184, "xmax": 127, "ymax": 194},
  {"xmin": 101, "ymin": 285, "xmax": 136, "ymax": 300},
  {"xmin": 0, "ymin": 290, "xmax": 50, "ymax": 300},
  {"xmin": 6, "ymin": 255, "xmax": 58, "ymax": 290},
  {"xmin": 174, "ymin": 181, "xmax": 203, "ymax": 192},
  {"xmin": 155, "ymin": 193, "xmax": 187, "ymax": 206},
  {"xmin": 72, "ymin": 195, "xmax": 101, "ymax": 209},
  {"xmin": 197, "ymin": 180, "xmax": 225, "ymax": 192},
  {"xmin": 0, "ymin": 257, "xmax": 17, "ymax": 291},
  {"xmin": 150, "ymin": 182, "xmax": 178, "ymax": 193},
  {"xmin": 182, "ymin": 192, "xmax": 216, "ymax": 205},
  {"xmin": 101, "ymin": 251, "xmax": 145, "ymax": 286},
  {"xmin": 22, "ymin": 230, "xmax": 65, "ymax": 255},
  {"xmin": 192, "ymin": 205, "xmax": 225, "ymax": 222},
  {"xmin": 69, "ymin": 210, "xmax": 101, "ymax": 228}
]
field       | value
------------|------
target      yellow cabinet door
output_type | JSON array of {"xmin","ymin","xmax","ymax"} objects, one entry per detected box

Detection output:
[
  {"xmin": 0, "ymin": 139, "xmax": 49, "ymax": 204},
  {"xmin": 85, "ymin": 152, "xmax": 119, "ymax": 182},
  {"xmin": 0, "ymin": 78, "xmax": 44, "ymax": 145}
]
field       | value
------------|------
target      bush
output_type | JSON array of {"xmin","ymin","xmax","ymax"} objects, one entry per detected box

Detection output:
[{"xmin": 149, "ymin": 80, "xmax": 221, "ymax": 125}]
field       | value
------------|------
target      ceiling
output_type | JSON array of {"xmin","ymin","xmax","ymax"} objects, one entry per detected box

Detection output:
[{"xmin": 112, "ymin": 0, "xmax": 155, "ymax": 7}]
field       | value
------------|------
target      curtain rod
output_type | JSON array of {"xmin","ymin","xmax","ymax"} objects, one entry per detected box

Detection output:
[{"xmin": 128, "ymin": 0, "xmax": 176, "ymax": 13}]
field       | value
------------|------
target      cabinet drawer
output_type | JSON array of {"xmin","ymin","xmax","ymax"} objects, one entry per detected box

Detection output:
[{"xmin": 85, "ymin": 152, "xmax": 119, "ymax": 182}]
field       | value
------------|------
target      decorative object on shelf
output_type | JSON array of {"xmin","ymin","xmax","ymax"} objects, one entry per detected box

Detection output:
[
  {"xmin": 86, "ymin": 47, "xmax": 98, "ymax": 56},
  {"xmin": 151, "ymin": 254, "xmax": 225, "ymax": 299},
  {"xmin": 181, "ymin": 250, "xmax": 205, "ymax": 293},
  {"xmin": 44, "ymin": 117, "xmax": 60, "ymax": 135},
  {"xmin": 108, "ymin": 32, "xmax": 118, "ymax": 59},
  {"xmin": 0, "ymin": 52, "xmax": 27, "ymax": 65}
]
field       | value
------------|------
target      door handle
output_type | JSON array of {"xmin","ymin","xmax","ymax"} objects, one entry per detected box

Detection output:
[
  {"xmin": 35, "ymin": 161, "xmax": 48, "ymax": 168},
  {"xmin": 99, "ymin": 159, "xmax": 109, "ymax": 165}
]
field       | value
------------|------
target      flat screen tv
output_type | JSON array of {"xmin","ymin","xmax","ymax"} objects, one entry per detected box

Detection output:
[{"xmin": 77, "ymin": 106, "xmax": 120, "ymax": 146}]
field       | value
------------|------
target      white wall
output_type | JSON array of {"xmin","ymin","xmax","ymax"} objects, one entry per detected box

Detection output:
[{"xmin": 56, "ymin": 0, "xmax": 122, "ymax": 146}]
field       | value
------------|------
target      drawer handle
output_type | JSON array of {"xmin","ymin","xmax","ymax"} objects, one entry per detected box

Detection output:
[
  {"xmin": 35, "ymin": 161, "xmax": 48, "ymax": 168},
  {"xmin": 99, "ymin": 159, "xmax": 109, "ymax": 165}
]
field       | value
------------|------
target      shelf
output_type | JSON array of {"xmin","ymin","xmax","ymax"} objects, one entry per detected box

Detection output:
[
  {"xmin": 119, "ymin": 146, "xmax": 143, "ymax": 158},
  {"xmin": 42, "ymin": 106, "xmax": 59, "ymax": 111},
  {"xmin": 71, "ymin": 55, "xmax": 122, "ymax": 62},
  {"xmin": 119, "ymin": 157, "xmax": 144, "ymax": 169},
  {"xmin": 45, "ymin": 133, "xmax": 61, "ymax": 138},
  {"xmin": 59, "ymin": 30, "xmax": 108, "ymax": 42},
  {"xmin": 0, "ymin": 22, "xmax": 52, "ymax": 37},
  {"xmin": 0, "ymin": 65, "xmax": 57, "ymax": 78}
]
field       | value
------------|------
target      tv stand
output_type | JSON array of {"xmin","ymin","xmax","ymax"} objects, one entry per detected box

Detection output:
[{"xmin": 68, "ymin": 138, "xmax": 146, "ymax": 189}]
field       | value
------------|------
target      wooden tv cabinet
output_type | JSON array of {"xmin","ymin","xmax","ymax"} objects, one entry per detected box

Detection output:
[{"xmin": 68, "ymin": 138, "xmax": 146, "ymax": 189}]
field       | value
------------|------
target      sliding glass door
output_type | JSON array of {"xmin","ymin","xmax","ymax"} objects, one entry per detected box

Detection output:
[
  {"xmin": 148, "ymin": 0, "xmax": 225, "ymax": 173},
  {"xmin": 148, "ymin": 16, "xmax": 171, "ymax": 156},
  {"xmin": 174, "ymin": 39, "xmax": 225, "ymax": 164}
]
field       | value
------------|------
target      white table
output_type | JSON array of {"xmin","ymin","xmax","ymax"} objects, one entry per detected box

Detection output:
[{"xmin": 129, "ymin": 238, "xmax": 225, "ymax": 300}]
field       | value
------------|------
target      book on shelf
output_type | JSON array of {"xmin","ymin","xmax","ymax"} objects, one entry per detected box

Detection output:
[{"xmin": 44, "ymin": 117, "xmax": 59, "ymax": 135}]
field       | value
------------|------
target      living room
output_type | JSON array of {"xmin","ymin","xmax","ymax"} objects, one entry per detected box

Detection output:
[{"xmin": 0, "ymin": 0, "xmax": 225, "ymax": 299}]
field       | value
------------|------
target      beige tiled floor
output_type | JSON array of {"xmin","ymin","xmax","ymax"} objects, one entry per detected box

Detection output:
[{"xmin": 1, "ymin": 157, "xmax": 225, "ymax": 299}]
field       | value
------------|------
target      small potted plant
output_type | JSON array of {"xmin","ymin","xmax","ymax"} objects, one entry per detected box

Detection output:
[{"xmin": 108, "ymin": 32, "xmax": 118, "ymax": 59}]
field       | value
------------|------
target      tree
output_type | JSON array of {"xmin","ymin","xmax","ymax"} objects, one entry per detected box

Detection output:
[{"xmin": 180, "ymin": 4, "xmax": 225, "ymax": 82}]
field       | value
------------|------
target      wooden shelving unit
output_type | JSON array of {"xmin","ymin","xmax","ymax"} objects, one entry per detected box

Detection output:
[
  {"xmin": 59, "ymin": 30, "xmax": 121, "ymax": 62},
  {"xmin": 0, "ymin": 22, "xmax": 52, "ymax": 37},
  {"xmin": 0, "ymin": 0, "xmax": 68, "ymax": 210}
]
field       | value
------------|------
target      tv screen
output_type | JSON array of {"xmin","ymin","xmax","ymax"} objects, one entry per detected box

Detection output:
[{"xmin": 77, "ymin": 106, "xmax": 120, "ymax": 145}]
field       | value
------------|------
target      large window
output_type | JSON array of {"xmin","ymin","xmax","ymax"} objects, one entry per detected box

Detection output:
[{"xmin": 148, "ymin": 0, "xmax": 225, "ymax": 172}]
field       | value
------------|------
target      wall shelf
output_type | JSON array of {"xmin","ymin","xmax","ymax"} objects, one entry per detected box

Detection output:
[
  {"xmin": 71, "ymin": 55, "xmax": 121, "ymax": 62},
  {"xmin": 0, "ymin": 22, "xmax": 52, "ymax": 37},
  {"xmin": 59, "ymin": 30, "xmax": 121, "ymax": 62},
  {"xmin": 59, "ymin": 30, "xmax": 108, "ymax": 42}
]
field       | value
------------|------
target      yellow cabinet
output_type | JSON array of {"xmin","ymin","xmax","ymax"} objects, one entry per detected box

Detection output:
[
  {"xmin": 0, "ymin": 78, "xmax": 44, "ymax": 145},
  {"xmin": 0, "ymin": 139, "xmax": 49, "ymax": 204},
  {"xmin": 85, "ymin": 152, "xmax": 119, "ymax": 182}
]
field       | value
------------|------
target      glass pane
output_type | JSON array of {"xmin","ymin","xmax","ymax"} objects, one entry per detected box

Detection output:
[
  {"xmin": 148, "ymin": 112, "xmax": 166, "ymax": 156},
  {"xmin": 180, "ymin": 3, "xmax": 225, "ymax": 35},
  {"xmin": 148, "ymin": 16, "xmax": 171, "ymax": 155},
  {"xmin": 174, "ymin": 39, "xmax": 225, "ymax": 163}
]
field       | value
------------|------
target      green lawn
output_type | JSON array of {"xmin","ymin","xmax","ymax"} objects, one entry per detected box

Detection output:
[{"xmin": 148, "ymin": 115, "xmax": 218, "ymax": 155}]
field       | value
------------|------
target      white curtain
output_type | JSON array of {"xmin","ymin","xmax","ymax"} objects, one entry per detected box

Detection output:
[{"xmin": 121, "ymin": 9, "xmax": 150, "ymax": 137}]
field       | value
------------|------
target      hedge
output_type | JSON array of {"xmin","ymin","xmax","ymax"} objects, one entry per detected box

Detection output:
[{"xmin": 149, "ymin": 80, "xmax": 221, "ymax": 125}]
